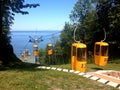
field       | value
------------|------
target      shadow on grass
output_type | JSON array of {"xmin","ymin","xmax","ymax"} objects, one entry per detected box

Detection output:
[
  {"xmin": 0, "ymin": 61, "xmax": 49, "ymax": 72},
  {"xmin": 91, "ymin": 67, "xmax": 103, "ymax": 70}
]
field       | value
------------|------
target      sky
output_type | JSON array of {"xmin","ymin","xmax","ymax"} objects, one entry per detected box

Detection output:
[{"xmin": 11, "ymin": 0, "xmax": 77, "ymax": 31}]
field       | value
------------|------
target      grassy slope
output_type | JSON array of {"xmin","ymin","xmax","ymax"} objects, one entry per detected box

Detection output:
[
  {"xmin": 52, "ymin": 63, "xmax": 120, "ymax": 72},
  {"xmin": 0, "ymin": 63, "xmax": 120, "ymax": 90}
]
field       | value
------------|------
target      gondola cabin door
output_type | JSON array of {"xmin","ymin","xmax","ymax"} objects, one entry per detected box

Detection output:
[
  {"xmin": 71, "ymin": 43, "xmax": 87, "ymax": 72},
  {"xmin": 94, "ymin": 42, "xmax": 109, "ymax": 66}
]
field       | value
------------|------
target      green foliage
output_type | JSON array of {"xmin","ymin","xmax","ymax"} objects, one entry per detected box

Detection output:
[
  {"xmin": 1, "ymin": 0, "xmax": 40, "ymax": 39},
  {"xmin": 96, "ymin": 0, "xmax": 120, "ymax": 42},
  {"xmin": 38, "ymin": 40, "xmax": 66, "ymax": 65},
  {"xmin": 69, "ymin": 0, "xmax": 98, "ymax": 50},
  {"xmin": 39, "ymin": 48, "xmax": 46, "ymax": 64},
  {"xmin": 69, "ymin": 0, "xmax": 94, "ymax": 24},
  {"xmin": 1, "ymin": 0, "xmax": 40, "ymax": 43},
  {"xmin": 60, "ymin": 22, "xmax": 74, "ymax": 63},
  {"xmin": 59, "ymin": 0, "xmax": 120, "ymax": 62},
  {"xmin": 53, "ymin": 40, "xmax": 66, "ymax": 64},
  {"xmin": 96, "ymin": 0, "xmax": 120, "ymax": 58},
  {"xmin": 60, "ymin": 0, "xmax": 97, "ymax": 62}
]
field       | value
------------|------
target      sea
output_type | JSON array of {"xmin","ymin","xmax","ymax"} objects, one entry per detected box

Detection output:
[{"xmin": 10, "ymin": 30, "xmax": 61, "ymax": 63}]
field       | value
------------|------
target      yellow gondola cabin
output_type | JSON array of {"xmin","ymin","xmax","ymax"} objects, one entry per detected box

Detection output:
[
  {"xmin": 47, "ymin": 43, "xmax": 53, "ymax": 55},
  {"xmin": 71, "ymin": 43, "xmax": 87, "ymax": 72},
  {"xmin": 94, "ymin": 42, "xmax": 109, "ymax": 66},
  {"xmin": 33, "ymin": 44, "xmax": 38, "ymax": 57}
]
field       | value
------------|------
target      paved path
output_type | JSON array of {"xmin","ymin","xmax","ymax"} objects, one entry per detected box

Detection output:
[{"xmin": 37, "ymin": 66, "xmax": 120, "ymax": 89}]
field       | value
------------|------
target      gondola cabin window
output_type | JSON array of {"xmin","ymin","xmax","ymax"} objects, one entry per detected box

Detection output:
[
  {"xmin": 95, "ymin": 45, "xmax": 100, "ymax": 55},
  {"xmin": 101, "ymin": 46, "xmax": 108, "ymax": 56},
  {"xmin": 47, "ymin": 46, "xmax": 52, "ymax": 50},
  {"xmin": 77, "ymin": 48, "xmax": 86, "ymax": 61}
]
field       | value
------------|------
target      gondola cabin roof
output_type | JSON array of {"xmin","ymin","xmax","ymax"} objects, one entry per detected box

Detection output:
[
  {"xmin": 33, "ymin": 44, "xmax": 38, "ymax": 47},
  {"xmin": 48, "ymin": 43, "xmax": 52, "ymax": 46},
  {"xmin": 95, "ymin": 42, "xmax": 109, "ymax": 46},
  {"xmin": 72, "ymin": 43, "xmax": 78, "ymax": 46},
  {"xmin": 72, "ymin": 43, "xmax": 86, "ymax": 48}
]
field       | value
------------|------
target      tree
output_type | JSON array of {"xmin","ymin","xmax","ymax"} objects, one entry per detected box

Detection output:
[
  {"xmin": 70, "ymin": 0, "xmax": 94, "ymax": 24},
  {"xmin": 0, "ymin": 0, "xmax": 40, "ymax": 66},
  {"xmin": 53, "ymin": 40, "xmax": 64, "ymax": 64},
  {"xmin": 60, "ymin": 22, "xmax": 74, "ymax": 63},
  {"xmin": 59, "ymin": 0, "xmax": 97, "ymax": 63},
  {"xmin": 38, "ymin": 48, "xmax": 46, "ymax": 64},
  {"xmin": 69, "ymin": 0, "xmax": 96, "ymax": 54},
  {"xmin": 96, "ymin": 0, "xmax": 120, "ymax": 58},
  {"xmin": 69, "ymin": 0, "xmax": 96, "ymax": 46},
  {"xmin": 59, "ymin": 0, "xmax": 120, "ymax": 63}
]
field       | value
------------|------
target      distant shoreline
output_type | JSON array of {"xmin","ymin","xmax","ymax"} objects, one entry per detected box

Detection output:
[{"xmin": 10, "ymin": 30, "xmax": 62, "ymax": 32}]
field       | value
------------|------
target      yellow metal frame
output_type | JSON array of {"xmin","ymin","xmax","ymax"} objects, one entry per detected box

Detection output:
[
  {"xmin": 71, "ymin": 43, "xmax": 77, "ymax": 70},
  {"xmin": 94, "ymin": 42, "xmax": 109, "ymax": 66}
]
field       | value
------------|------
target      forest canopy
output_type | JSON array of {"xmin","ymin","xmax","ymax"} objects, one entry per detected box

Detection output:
[{"xmin": 60, "ymin": 0, "xmax": 120, "ymax": 63}]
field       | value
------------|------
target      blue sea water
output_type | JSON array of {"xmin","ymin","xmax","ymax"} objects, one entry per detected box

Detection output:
[{"xmin": 10, "ymin": 30, "xmax": 61, "ymax": 58}]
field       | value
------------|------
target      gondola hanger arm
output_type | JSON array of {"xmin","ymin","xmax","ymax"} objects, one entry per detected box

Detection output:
[
  {"xmin": 74, "ymin": 26, "xmax": 80, "ymax": 43},
  {"xmin": 101, "ymin": 28, "xmax": 106, "ymax": 42}
]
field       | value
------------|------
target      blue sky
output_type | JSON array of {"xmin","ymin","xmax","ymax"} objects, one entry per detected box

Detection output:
[{"xmin": 11, "ymin": 0, "xmax": 77, "ymax": 31}]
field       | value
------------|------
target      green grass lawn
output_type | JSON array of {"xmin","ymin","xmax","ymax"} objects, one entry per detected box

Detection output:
[
  {"xmin": 52, "ymin": 63, "xmax": 120, "ymax": 72},
  {"xmin": 0, "ymin": 63, "xmax": 120, "ymax": 90}
]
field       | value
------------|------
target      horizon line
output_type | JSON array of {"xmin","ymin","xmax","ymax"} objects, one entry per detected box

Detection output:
[{"xmin": 11, "ymin": 29, "xmax": 62, "ymax": 31}]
